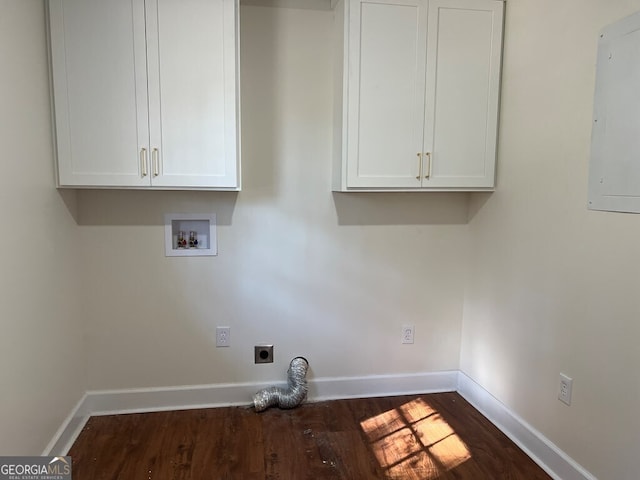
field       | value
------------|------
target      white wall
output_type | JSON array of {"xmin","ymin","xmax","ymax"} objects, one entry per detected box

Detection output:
[
  {"xmin": 461, "ymin": 1, "xmax": 640, "ymax": 478},
  {"xmin": 76, "ymin": 6, "xmax": 469, "ymax": 390},
  {"xmin": 0, "ymin": 2, "xmax": 86, "ymax": 454}
]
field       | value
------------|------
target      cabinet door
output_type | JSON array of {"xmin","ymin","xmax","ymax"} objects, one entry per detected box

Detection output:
[
  {"xmin": 346, "ymin": 0, "xmax": 428, "ymax": 188},
  {"xmin": 49, "ymin": 0, "xmax": 150, "ymax": 187},
  {"xmin": 145, "ymin": 0, "xmax": 239, "ymax": 189},
  {"xmin": 422, "ymin": 0, "xmax": 503, "ymax": 188}
]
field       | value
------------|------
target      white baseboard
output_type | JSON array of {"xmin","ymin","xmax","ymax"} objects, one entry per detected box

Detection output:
[
  {"xmin": 309, "ymin": 370, "xmax": 458, "ymax": 401},
  {"xmin": 42, "ymin": 394, "xmax": 90, "ymax": 457},
  {"xmin": 44, "ymin": 370, "xmax": 458, "ymax": 455},
  {"xmin": 85, "ymin": 381, "xmax": 271, "ymax": 416},
  {"xmin": 44, "ymin": 370, "xmax": 597, "ymax": 480},
  {"xmin": 84, "ymin": 370, "xmax": 459, "ymax": 415},
  {"xmin": 457, "ymin": 372, "xmax": 597, "ymax": 480}
]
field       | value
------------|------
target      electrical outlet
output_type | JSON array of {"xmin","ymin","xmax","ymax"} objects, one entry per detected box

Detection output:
[
  {"xmin": 558, "ymin": 373, "xmax": 573, "ymax": 405},
  {"xmin": 402, "ymin": 325, "xmax": 415, "ymax": 344},
  {"xmin": 216, "ymin": 327, "xmax": 230, "ymax": 347}
]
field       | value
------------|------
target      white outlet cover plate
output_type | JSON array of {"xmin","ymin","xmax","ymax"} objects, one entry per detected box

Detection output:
[
  {"xmin": 402, "ymin": 325, "xmax": 415, "ymax": 344},
  {"xmin": 216, "ymin": 327, "xmax": 230, "ymax": 347},
  {"xmin": 559, "ymin": 373, "xmax": 573, "ymax": 405}
]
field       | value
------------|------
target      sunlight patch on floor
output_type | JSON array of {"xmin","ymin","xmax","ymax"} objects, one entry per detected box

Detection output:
[{"xmin": 360, "ymin": 398, "xmax": 471, "ymax": 479}]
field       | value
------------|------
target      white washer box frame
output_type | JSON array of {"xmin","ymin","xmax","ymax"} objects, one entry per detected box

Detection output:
[{"xmin": 164, "ymin": 213, "xmax": 217, "ymax": 257}]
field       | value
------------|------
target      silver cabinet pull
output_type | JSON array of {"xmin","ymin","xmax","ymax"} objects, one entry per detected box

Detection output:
[
  {"xmin": 152, "ymin": 148, "xmax": 159, "ymax": 177},
  {"xmin": 424, "ymin": 152, "xmax": 431, "ymax": 179},
  {"xmin": 416, "ymin": 153, "xmax": 422, "ymax": 180},
  {"xmin": 140, "ymin": 148, "xmax": 148, "ymax": 177}
]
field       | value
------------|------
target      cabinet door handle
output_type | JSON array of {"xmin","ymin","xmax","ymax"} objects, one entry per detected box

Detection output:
[
  {"xmin": 416, "ymin": 153, "xmax": 423, "ymax": 180},
  {"xmin": 140, "ymin": 148, "xmax": 148, "ymax": 177},
  {"xmin": 424, "ymin": 152, "xmax": 431, "ymax": 179},
  {"xmin": 152, "ymin": 148, "xmax": 159, "ymax": 177}
]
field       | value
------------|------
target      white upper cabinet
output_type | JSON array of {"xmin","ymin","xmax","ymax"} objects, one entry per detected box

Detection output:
[
  {"xmin": 333, "ymin": 0, "xmax": 504, "ymax": 191},
  {"xmin": 48, "ymin": 0, "xmax": 240, "ymax": 190}
]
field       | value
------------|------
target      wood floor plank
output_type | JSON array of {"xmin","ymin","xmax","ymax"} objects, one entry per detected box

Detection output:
[{"xmin": 68, "ymin": 392, "xmax": 552, "ymax": 479}]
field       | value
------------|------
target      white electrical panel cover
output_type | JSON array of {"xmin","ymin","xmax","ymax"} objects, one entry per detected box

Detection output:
[{"xmin": 589, "ymin": 10, "xmax": 640, "ymax": 213}]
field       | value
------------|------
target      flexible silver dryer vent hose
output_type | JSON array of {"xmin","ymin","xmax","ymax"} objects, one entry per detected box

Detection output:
[{"xmin": 253, "ymin": 357, "xmax": 309, "ymax": 412}]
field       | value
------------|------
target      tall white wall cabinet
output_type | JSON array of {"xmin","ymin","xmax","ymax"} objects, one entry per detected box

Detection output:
[
  {"xmin": 48, "ymin": 0, "xmax": 240, "ymax": 190},
  {"xmin": 332, "ymin": 0, "xmax": 504, "ymax": 191}
]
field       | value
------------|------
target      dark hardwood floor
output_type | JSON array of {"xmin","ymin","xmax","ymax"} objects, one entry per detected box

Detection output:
[{"xmin": 68, "ymin": 392, "xmax": 551, "ymax": 479}]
